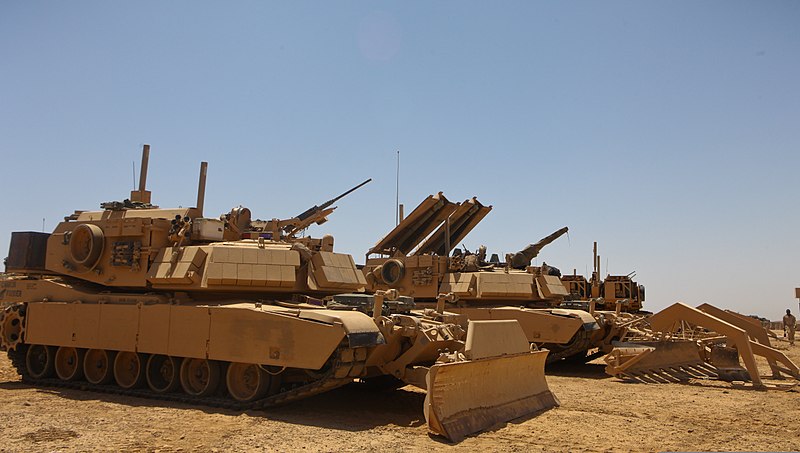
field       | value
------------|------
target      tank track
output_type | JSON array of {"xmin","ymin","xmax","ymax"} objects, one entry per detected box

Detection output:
[
  {"xmin": 543, "ymin": 328, "xmax": 595, "ymax": 363},
  {"xmin": 7, "ymin": 345, "xmax": 357, "ymax": 411}
]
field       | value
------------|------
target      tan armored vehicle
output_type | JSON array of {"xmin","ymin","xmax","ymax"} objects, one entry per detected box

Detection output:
[
  {"xmin": 360, "ymin": 194, "xmax": 800, "ymax": 391},
  {"xmin": 363, "ymin": 193, "xmax": 604, "ymax": 362},
  {"xmin": 561, "ymin": 242, "xmax": 645, "ymax": 312},
  {"xmin": 0, "ymin": 146, "xmax": 558, "ymax": 442}
]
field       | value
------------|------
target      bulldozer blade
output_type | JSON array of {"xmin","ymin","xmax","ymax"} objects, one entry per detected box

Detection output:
[
  {"xmin": 710, "ymin": 345, "xmax": 750, "ymax": 381},
  {"xmin": 424, "ymin": 349, "xmax": 559, "ymax": 442},
  {"xmin": 605, "ymin": 340, "xmax": 715, "ymax": 382}
]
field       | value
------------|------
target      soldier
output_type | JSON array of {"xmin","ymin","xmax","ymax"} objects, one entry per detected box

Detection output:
[{"xmin": 784, "ymin": 309, "xmax": 797, "ymax": 346}]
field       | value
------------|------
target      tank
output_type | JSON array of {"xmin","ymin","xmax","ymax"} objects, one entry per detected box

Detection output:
[
  {"xmin": 0, "ymin": 145, "xmax": 558, "ymax": 442},
  {"xmin": 561, "ymin": 242, "xmax": 645, "ymax": 312},
  {"xmin": 363, "ymin": 193, "xmax": 613, "ymax": 363}
]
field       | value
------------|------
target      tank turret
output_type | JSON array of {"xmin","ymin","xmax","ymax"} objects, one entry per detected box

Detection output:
[{"xmin": 7, "ymin": 146, "xmax": 369, "ymax": 296}]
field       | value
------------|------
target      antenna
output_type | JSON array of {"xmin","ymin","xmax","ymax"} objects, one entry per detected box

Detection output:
[
  {"xmin": 42, "ymin": 218, "xmax": 45, "ymax": 232},
  {"xmin": 132, "ymin": 161, "xmax": 136, "ymax": 190},
  {"xmin": 395, "ymin": 150, "xmax": 400, "ymax": 226}
]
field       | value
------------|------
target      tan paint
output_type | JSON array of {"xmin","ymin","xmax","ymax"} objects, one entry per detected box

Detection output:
[
  {"xmin": 363, "ymin": 193, "xmax": 586, "ymax": 353},
  {"xmin": 137, "ymin": 304, "xmax": 171, "ymax": 353},
  {"xmin": 452, "ymin": 307, "xmax": 583, "ymax": 344},
  {"xmin": 604, "ymin": 302, "xmax": 800, "ymax": 388},
  {"xmin": 1, "ymin": 145, "xmax": 560, "ymax": 442},
  {"xmin": 167, "ymin": 305, "xmax": 211, "ymax": 359},
  {"xmin": 563, "ymin": 242, "xmax": 644, "ymax": 312},
  {"xmin": 207, "ymin": 305, "xmax": 346, "ymax": 369}
]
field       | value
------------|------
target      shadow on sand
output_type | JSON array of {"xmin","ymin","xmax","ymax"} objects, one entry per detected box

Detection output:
[
  {"xmin": 0, "ymin": 376, "xmax": 562, "ymax": 442},
  {"xmin": 0, "ymin": 378, "xmax": 428, "ymax": 433},
  {"xmin": 546, "ymin": 360, "xmax": 611, "ymax": 380}
]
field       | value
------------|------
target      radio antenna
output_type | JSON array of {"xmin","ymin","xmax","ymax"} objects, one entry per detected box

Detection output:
[{"xmin": 395, "ymin": 150, "xmax": 400, "ymax": 226}]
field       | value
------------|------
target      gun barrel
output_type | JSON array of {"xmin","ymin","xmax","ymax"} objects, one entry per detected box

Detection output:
[
  {"xmin": 325, "ymin": 178, "xmax": 372, "ymax": 207},
  {"xmin": 509, "ymin": 226, "xmax": 569, "ymax": 269},
  {"xmin": 296, "ymin": 178, "xmax": 372, "ymax": 221},
  {"xmin": 535, "ymin": 226, "xmax": 569, "ymax": 250}
]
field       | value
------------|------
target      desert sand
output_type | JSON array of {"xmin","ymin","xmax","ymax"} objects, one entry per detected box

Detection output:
[{"xmin": 1, "ymin": 341, "xmax": 798, "ymax": 453}]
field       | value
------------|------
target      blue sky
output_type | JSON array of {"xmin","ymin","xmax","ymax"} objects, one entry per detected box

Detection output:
[{"xmin": 1, "ymin": 1, "xmax": 798, "ymax": 320}]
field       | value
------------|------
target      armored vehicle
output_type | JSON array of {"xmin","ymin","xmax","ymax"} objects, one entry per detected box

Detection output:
[
  {"xmin": 0, "ymin": 146, "xmax": 558, "ymax": 442},
  {"xmin": 362, "ymin": 193, "xmax": 604, "ymax": 362},
  {"xmin": 360, "ymin": 194, "xmax": 800, "ymax": 392},
  {"xmin": 561, "ymin": 242, "xmax": 645, "ymax": 312}
]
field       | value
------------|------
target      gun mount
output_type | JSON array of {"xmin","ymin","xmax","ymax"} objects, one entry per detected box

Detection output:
[
  {"xmin": 284, "ymin": 178, "xmax": 371, "ymax": 235},
  {"xmin": 508, "ymin": 227, "xmax": 569, "ymax": 270},
  {"xmin": 244, "ymin": 178, "xmax": 371, "ymax": 241}
]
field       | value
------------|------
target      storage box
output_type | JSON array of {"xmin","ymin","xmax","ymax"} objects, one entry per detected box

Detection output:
[
  {"xmin": 6, "ymin": 231, "xmax": 50, "ymax": 273},
  {"xmin": 192, "ymin": 218, "xmax": 224, "ymax": 241}
]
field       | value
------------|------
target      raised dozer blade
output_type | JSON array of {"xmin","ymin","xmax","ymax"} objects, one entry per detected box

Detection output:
[{"xmin": 424, "ymin": 320, "xmax": 559, "ymax": 442}]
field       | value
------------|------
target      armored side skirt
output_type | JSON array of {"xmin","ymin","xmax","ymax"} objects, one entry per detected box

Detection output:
[{"xmin": 23, "ymin": 301, "xmax": 380, "ymax": 370}]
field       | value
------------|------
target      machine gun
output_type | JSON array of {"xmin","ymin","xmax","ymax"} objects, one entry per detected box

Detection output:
[
  {"xmin": 280, "ymin": 178, "xmax": 372, "ymax": 237},
  {"xmin": 508, "ymin": 226, "xmax": 569, "ymax": 269}
]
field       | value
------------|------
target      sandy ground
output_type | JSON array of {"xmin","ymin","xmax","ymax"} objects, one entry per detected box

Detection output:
[{"xmin": 0, "ymin": 341, "xmax": 798, "ymax": 453}]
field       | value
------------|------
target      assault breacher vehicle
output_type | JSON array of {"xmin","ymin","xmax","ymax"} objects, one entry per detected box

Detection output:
[
  {"xmin": 363, "ymin": 193, "xmax": 604, "ymax": 362},
  {"xmin": 362, "ymin": 194, "xmax": 800, "ymax": 390},
  {"xmin": 0, "ymin": 146, "xmax": 558, "ymax": 442},
  {"xmin": 561, "ymin": 242, "xmax": 645, "ymax": 312}
]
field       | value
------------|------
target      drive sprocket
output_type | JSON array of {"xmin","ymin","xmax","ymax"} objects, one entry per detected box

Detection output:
[{"xmin": 0, "ymin": 304, "xmax": 25, "ymax": 352}]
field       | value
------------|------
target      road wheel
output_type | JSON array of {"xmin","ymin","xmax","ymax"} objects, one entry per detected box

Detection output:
[
  {"xmin": 226, "ymin": 362, "xmax": 271, "ymax": 402},
  {"xmin": 84, "ymin": 349, "xmax": 115, "ymax": 384},
  {"xmin": 114, "ymin": 351, "xmax": 146, "ymax": 389},
  {"xmin": 180, "ymin": 358, "xmax": 220, "ymax": 397},
  {"xmin": 146, "ymin": 355, "xmax": 181, "ymax": 393},
  {"xmin": 25, "ymin": 344, "xmax": 55, "ymax": 379},
  {"xmin": 55, "ymin": 347, "xmax": 85, "ymax": 381}
]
